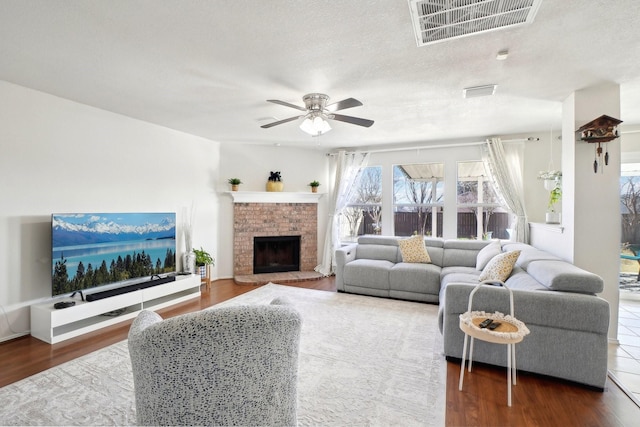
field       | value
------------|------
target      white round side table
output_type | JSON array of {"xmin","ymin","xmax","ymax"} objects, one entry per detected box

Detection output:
[{"xmin": 458, "ymin": 281, "xmax": 530, "ymax": 407}]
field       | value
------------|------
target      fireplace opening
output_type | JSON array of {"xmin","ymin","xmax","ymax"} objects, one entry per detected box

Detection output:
[{"xmin": 253, "ymin": 235, "xmax": 301, "ymax": 274}]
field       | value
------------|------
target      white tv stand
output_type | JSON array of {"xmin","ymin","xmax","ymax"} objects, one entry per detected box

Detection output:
[{"xmin": 31, "ymin": 274, "xmax": 201, "ymax": 344}]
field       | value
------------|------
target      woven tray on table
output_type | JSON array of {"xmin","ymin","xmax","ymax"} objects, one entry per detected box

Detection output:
[{"xmin": 459, "ymin": 310, "xmax": 530, "ymax": 345}]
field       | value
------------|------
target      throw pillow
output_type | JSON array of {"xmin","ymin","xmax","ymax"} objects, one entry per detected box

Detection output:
[
  {"xmin": 398, "ymin": 235, "xmax": 431, "ymax": 263},
  {"xmin": 478, "ymin": 250, "xmax": 521, "ymax": 282},
  {"xmin": 476, "ymin": 241, "xmax": 502, "ymax": 270}
]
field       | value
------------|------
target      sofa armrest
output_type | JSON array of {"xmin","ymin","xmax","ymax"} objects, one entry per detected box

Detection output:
[{"xmin": 335, "ymin": 243, "xmax": 357, "ymax": 291}]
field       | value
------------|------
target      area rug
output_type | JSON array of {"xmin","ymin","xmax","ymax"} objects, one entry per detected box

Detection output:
[{"xmin": 0, "ymin": 284, "xmax": 445, "ymax": 426}]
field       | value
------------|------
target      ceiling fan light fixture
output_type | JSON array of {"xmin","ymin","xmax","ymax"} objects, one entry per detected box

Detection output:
[{"xmin": 300, "ymin": 114, "xmax": 331, "ymax": 136}]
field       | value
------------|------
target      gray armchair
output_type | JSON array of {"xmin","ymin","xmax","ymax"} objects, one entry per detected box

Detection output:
[{"xmin": 128, "ymin": 298, "xmax": 302, "ymax": 426}]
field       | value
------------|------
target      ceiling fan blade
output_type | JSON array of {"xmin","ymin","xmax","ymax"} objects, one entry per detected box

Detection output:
[
  {"xmin": 260, "ymin": 115, "xmax": 302, "ymax": 129},
  {"xmin": 266, "ymin": 99, "xmax": 307, "ymax": 112},
  {"xmin": 325, "ymin": 97, "xmax": 363, "ymax": 112},
  {"xmin": 330, "ymin": 113, "xmax": 374, "ymax": 128}
]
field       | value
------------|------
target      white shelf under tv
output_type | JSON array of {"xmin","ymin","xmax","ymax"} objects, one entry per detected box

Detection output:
[{"xmin": 30, "ymin": 274, "xmax": 201, "ymax": 344}]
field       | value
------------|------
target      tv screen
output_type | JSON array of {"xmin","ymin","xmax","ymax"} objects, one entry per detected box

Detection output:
[{"xmin": 51, "ymin": 212, "xmax": 177, "ymax": 297}]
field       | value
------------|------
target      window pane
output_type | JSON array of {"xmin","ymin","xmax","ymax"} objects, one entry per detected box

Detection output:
[
  {"xmin": 457, "ymin": 161, "xmax": 508, "ymax": 239},
  {"xmin": 620, "ymin": 171, "xmax": 640, "ymax": 292},
  {"xmin": 393, "ymin": 163, "xmax": 444, "ymax": 237},
  {"xmin": 456, "ymin": 206, "xmax": 511, "ymax": 239},
  {"xmin": 394, "ymin": 206, "xmax": 443, "ymax": 237},
  {"xmin": 340, "ymin": 166, "xmax": 382, "ymax": 240}
]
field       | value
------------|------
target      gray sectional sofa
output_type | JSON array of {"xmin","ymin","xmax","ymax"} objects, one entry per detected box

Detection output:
[{"xmin": 335, "ymin": 235, "xmax": 610, "ymax": 389}]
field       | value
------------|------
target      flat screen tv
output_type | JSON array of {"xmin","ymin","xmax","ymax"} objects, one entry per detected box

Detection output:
[{"xmin": 51, "ymin": 212, "xmax": 177, "ymax": 297}]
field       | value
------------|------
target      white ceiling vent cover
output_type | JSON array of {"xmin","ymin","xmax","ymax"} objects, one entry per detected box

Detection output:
[
  {"xmin": 408, "ymin": 0, "xmax": 543, "ymax": 46},
  {"xmin": 463, "ymin": 84, "xmax": 497, "ymax": 98}
]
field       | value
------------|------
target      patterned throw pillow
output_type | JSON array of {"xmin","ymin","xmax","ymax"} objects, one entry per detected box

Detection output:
[
  {"xmin": 398, "ymin": 235, "xmax": 431, "ymax": 263},
  {"xmin": 478, "ymin": 250, "xmax": 521, "ymax": 282}
]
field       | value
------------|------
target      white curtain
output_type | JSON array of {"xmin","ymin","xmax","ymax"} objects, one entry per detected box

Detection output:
[
  {"xmin": 315, "ymin": 150, "xmax": 370, "ymax": 275},
  {"xmin": 482, "ymin": 137, "xmax": 529, "ymax": 243}
]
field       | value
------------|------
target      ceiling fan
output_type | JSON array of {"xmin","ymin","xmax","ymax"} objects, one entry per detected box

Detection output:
[{"xmin": 260, "ymin": 93, "xmax": 374, "ymax": 136}]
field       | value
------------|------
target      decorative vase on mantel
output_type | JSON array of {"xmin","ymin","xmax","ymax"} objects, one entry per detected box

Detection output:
[
  {"xmin": 266, "ymin": 171, "xmax": 283, "ymax": 192},
  {"xmin": 266, "ymin": 181, "xmax": 284, "ymax": 192}
]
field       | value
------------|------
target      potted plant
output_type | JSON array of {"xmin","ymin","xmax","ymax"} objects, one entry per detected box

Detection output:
[
  {"xmin": 228, "ymin": 178, "xmax": 242, "ymax": 191},
  {"xmin": 193, "ymin": 247, "xmax": 215, "ymax": 283},
  {"xmin": 309, "ymin": 180, "xmax": 320, "ymax": 193},
  {"xmin": 538, "ymin": 170, "xmax": 562, "ymax": 191},
  {"xmin": 546, "ymin": 184, "xmax": 562, "ymax": 224},
  {"xmin": 266, "ymin": 171, "xmax": 283, "ymax": 192}
]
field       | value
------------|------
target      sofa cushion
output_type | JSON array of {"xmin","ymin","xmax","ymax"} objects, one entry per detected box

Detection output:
[
  {"xmin": 526, "ymin": 260, "xmax": 604, "ymax": 294},
  {"xmin": 390, "ymin": 262, "xmax": 441, "ymax": 295},
  {"xmin": 442, "ymin": 239, "xmax": 489, "ymax": 268},
  {"xmin": 423, "ymin": 238, "xmax": 445, "ymax": 266},
  {"xmin": 440, "ymin": 270, "xmax": 481, "ymax": 288},
  {"xmin": 502, "ymin": 242, "xmax": 562, "ymax": 268},
  {"xmin": 356, "ymin": 244, "xmax": 399, "ymax": 263},
  {"xmin": 504, "ymin": 266, "xmax": 548, "ymax": 291},
  {"xmin": 479, "ymin": 250, "xmax": 520, "ymax": 282},
  {"xmin": 475, "ymin": 240, "xmax": 502, "ymax": 270},
  {"xmin": 343, "ymin": 259, "xmax": 392, "ymax": 290},
  {"xmin": 398, "ymin": 235, "xmax": 431, "ymax": 263}
]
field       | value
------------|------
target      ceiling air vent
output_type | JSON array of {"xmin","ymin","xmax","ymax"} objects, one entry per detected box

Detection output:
[
  {"xmin": 408, "ymin": 0, "xmax": 543, "ymax": 46},
  {"xmin": 463, "ymin": 84, "xmax": 497, "ymax": 98}
]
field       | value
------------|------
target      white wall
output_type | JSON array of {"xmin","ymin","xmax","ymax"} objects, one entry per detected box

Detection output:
[
  {"xmin": 0, "ymin": 81, "xmax": 220, "ymax": 342},
  {"xmin": 217, "ymin": 143, "xmax": 330, "ymax": 278}
]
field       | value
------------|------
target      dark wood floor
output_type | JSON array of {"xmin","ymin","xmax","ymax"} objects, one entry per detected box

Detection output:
[{"xmin": 2, "ymin": 278, "xmax": 640, "ymax": 426}]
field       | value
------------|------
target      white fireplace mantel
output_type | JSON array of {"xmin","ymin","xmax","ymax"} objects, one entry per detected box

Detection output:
[{"xmin": 225, "ymin": 191, "xmax": 324, "ymax": 204}]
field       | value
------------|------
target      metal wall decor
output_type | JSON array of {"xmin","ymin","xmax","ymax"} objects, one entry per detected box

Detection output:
[{"xmin": 576, "ymin": 115, "xmax": 623, "ymax": 173}]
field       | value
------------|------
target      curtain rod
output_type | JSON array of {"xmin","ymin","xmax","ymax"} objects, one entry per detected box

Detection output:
[{"xmin": 326, "ymin": 137, "xmax": 536, "ymax": 156}]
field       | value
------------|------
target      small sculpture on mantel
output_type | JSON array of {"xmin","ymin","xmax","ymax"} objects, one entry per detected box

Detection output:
[
  {"xmin": 266, "ymin": 171, "xmax": 284, "ymax": 192},
  {"xmin": 268, "ymin": 171, "xmax": 282, "ymax": 182}
]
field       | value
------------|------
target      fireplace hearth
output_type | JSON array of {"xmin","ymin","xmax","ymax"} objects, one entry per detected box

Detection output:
[{"xmin": 253, "ymin": 235, "xmax": 301, "ymax": 274}]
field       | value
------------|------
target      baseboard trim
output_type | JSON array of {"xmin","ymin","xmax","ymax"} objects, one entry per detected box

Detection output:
[{"xmin": 0, "ymin": 331, "xmax": 29, "ymax": 344}]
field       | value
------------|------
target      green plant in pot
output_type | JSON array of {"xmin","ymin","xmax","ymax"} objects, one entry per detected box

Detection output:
[
  {"xmin": 192, "ymin": 247, "xmax": 214, "ymax": 285},
  {"xmin": 228, "ymin": 178, "xmax": 242, "ymax": 191},
  {"xmin": 193, "ymin": 247, "xmax": 214, "ymax": 267},
  {"xmin": 546, "ymin": 184, "xmax": 562, "ymax": 224},
  {"xmin": 309, "ymin": 180, "xmax": 320, "ymax": 193}
]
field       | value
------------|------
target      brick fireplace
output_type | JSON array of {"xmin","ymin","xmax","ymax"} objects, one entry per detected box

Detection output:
[{"xmin": 231, "ymin": 193, "xmax": 320, "ymax": 277}]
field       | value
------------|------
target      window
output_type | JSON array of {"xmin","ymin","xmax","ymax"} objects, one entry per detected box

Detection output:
[
  {"xmin": 340, "ymin": 166, "xmax": 382, "ymax": 241},
  {"xmin": 393, "ymin": 163, "xmax": 444, "ymax": 237},
  {"xmin": 457, "ymin": 161, "xmax": 509, "ymax": 239},
  {"xmin": 620, "ymin": 165, "xmax": 640, "ymax": 293}
]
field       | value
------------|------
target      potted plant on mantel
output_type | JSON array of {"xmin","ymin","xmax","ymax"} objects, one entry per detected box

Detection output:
[
  {"xmin": 309, "ymin": 180, "xmax": 320, "ymax": 193},
  {"xmin": 227, "ymin": 178, "xmax": 242, "ymax": 191}
]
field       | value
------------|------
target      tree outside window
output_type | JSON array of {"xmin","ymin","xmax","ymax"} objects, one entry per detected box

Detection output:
[
  {"xmin": 340, "ymin": 166, "xmax": 382, "ymax": 240},
  {"xmin": 393, "ymin": 163, "xmax": 444, "ymax": 237}
]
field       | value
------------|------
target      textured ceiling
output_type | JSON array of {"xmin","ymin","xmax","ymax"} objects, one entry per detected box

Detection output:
[{"xmin": 1, "ymin": 0, "xmax": 639, "ymax": 150}]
